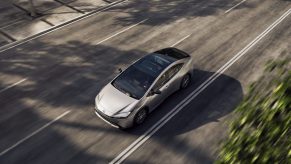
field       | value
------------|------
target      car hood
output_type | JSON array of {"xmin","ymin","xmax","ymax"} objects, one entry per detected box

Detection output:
[{"xmin": 95, "ymin": 83, "xmax": 138, "ymax": 116}]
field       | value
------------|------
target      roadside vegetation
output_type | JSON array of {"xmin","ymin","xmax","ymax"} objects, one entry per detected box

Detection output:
[{"xmin": 217, "ymin": 56, "xmax": 291, "ymax": 163}]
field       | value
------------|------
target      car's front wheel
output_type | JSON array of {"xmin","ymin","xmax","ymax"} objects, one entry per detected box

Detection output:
[
  {"xmin": 180, "ymin": 74, "xmax": 191, "ymax": 89},
  {"xmin": 134, "ymin": 108, "xmax": 148, "ymax": 125}
]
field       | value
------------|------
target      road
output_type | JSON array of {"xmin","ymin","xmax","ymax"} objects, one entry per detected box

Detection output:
[{"xmin": 0, "ymin": 0, "xmax": 290, "ymax": 163}]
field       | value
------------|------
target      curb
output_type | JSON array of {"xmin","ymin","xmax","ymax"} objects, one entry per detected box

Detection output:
[{"xmin": 0, "ymin": 0, "xmax": 126, "ymax": 53}]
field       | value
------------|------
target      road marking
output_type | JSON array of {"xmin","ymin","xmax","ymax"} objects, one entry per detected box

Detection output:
[
  {"xmin": 110, "ymin": 8, "xmax": 291, "ymax": 164},
  {"xmin": 0, "ymin": 13, "xmax": 145, "ymax": 94},
  {"xmin": 0, "ymin": 110, "xmax": 71, "ymax": 156},
  {"xmin": 0, "ymin": 18, "xmax": 24, "ymax": 29},
  {"xmin": 0, "ymin": 78, "xmax": 27, "ymax": 93},
  {"xmin": 0, "ymin": 0, "xmax": 127, "ymax": 54},
  {"xmin": 95, "ymin": 19, "xmax": 149, "ymax": 45},
  {"xmin": 171, "ymin": 34, "xmax": 191, "ymax": 47},
  {"xmin": 225, "ymin": 0, "xmax": 246, "ymax": 14}
]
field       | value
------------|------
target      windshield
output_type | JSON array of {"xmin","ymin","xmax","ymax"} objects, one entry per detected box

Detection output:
[
  {"xmin": 112, "ymin": 66, "xmax": 155, "ymax": 99},
  {"xmin": 112, "ymin": 54, "xmax": 172, "ymax": 99}
]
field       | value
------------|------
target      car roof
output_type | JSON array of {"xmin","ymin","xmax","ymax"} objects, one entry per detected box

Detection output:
[{"xmin": 132, "ymin": 53, "xmax": 176, "ymax": 78}]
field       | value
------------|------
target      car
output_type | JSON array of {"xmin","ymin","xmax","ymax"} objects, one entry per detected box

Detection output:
[{"xmin": 95, "ymin": 47, "xmax": 194, "ymax": 128}]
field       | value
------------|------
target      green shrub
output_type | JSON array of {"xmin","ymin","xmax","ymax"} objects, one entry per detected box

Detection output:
[{"xmin": 217, "ymin": 57, "xmax": 291, "ymax": 164}]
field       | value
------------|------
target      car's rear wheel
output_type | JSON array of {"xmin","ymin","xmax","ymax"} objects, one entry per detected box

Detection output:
[
  {"xmin": 180, "ymin": 74, "xmax": 191, "ymax": 89},
  {"xmin": 134, "ymin": 108, "xmax": 148, "ymax": 125}
]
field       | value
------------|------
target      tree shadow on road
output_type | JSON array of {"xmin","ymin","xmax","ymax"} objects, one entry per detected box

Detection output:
[
  {"xmin": 108, "ymin": 0, "xmax": 255, "ymax": 26},
  {"xmin": 0, "ymin": 40, "xmax": 147, "ymax": 164},
  {"xmin": 0, "ymin": 39, "xmax": 243, "ymax": 163}
]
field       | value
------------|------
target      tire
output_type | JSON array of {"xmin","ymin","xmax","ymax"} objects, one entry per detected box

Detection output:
[
  {"xmin": 134, "ymin": 108, "xmax": 148, "ymax": 125},
  {"xmin": 180, "ymin": 74, "xmax": 191, "ymax": 89}
]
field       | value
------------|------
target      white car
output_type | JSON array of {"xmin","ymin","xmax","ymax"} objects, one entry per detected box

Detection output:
[{"xmin": 95, "ymin": 48, "xmax": 194, "ymax": 128}]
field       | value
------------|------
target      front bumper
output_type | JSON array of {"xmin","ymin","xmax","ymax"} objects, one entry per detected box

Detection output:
[{"xmin": 95, "ymin": 107, "xmax": 134, "ymax": 129}]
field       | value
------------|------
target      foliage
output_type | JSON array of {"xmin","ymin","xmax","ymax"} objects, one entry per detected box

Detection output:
[{"xmin": 217, "ymin": 57, "xmax": 291, "ymax": 164}]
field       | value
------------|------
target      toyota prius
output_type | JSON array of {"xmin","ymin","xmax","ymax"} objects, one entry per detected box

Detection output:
[{"xmin": 95, "ymin": 48, "xmax": 194, "ymax": 128}]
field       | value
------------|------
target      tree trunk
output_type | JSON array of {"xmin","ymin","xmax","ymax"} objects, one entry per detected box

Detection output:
[{"xmin": 28, "ymin": 0, "xmax": 37, "ymax": 17}]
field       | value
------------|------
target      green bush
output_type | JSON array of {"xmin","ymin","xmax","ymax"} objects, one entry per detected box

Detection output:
[{"xmin": 217, "ymin": 58, "xmax": 291, "ymax": 164}]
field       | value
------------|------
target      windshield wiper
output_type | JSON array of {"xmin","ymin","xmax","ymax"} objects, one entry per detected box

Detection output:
[
  {"xmin": 112, "ymin": 83, "xmax": 126, "ymax": 93},
  {"xmin": 124, "ymin": 91, "xmax": 139, "ymax": 99},
  {"xmin": 112, "ymin": 83, "xmax": 132, "ymax": 96},
  {"xmin": 112, "ymin": 83, "xmax": 139, "ymax": 99},
  {"xmin": 129, "ymin": 94, "xmax": 139, "ymax": 99}
]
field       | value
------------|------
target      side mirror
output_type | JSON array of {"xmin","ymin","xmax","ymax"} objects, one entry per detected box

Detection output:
[
  {"xmin": 148, "ymin": 89, "xmax": 161, "ymax": 96},
  {"xmin": 118, "ymin": 68, "xmax": 123, "ymax": 73},
  {"xmin": 153, "ymin": 89, "xmax": 161, "ymax": 94}
]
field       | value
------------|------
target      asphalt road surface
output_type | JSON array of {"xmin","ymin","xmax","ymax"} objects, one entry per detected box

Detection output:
[{"xmin": 0, "ymin": 0, "xmax": 290, "ymax": 163}]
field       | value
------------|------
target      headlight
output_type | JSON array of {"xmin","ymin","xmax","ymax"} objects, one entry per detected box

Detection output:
[
  {"xmin": 113, "ymin": 111, "xmax": 131, "ymax": 118},
  {"xmin": 96, "ymin": 94, "xmax": 101, "ymax": 102}
]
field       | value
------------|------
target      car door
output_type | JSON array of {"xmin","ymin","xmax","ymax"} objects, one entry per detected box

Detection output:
[
  {"xmin": 145, "ymin": 63, "xmax": 184, "ymax": 111},
  {"xmin": 164, "ymin": 63, "xmax": 184, "ymax": 94}
]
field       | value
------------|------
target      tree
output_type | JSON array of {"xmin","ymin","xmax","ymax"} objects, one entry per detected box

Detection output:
[
  {"xmin": 28, "ymin": 0, "xmax": 37, "ymax": 17},
  {"xmin": 217, "ymin": 57, "xmax": 291, "ymax": 163}
]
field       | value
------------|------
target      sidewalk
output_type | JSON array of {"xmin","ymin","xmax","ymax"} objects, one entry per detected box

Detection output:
[{"xmin": 0, "ymin": 0, "xmax": 118, "ymax": 47}]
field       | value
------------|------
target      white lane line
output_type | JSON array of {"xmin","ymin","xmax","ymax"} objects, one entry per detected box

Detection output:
[
  {"xmin": 0, "ymin": 7, "xmax": 144, "ymax": 94},
  {"xmin": 95, "ymin": 19, "xmax": 149, "ymax": 45},
  {"xmin": 0, "ymin": 78, "xmax": 27, "ymax": 93},
  {"xmin": 225, "ymin": 0, "xmax": 246, "ymax": 14},
  {"xmin": 171, "ymin": 34, "xmax": 191, "ymax": 47},
  {"xmin": 110, "ymin": 8, "xmax": 291, "ymax": 164},
  {"xmin": 0, "ymin": 18, "xmax": 24, "ymax": 29},
  {"xmin": 0, "ymin": 110, "xmax": 71, "ymax": 156},
  {"xmin": 0, "ymin": 0, "xmax": 126, "ymax": 54},
  {"xmin": 0, "ymin": 16, "xmax": 145, "ymax": 94}
]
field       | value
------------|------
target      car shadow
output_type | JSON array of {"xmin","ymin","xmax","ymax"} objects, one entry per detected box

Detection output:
[
  {"xmin": 125, "ymin": 69, "xmax": 243, "ymax": 137},
  {"xmin": 121, "ymin": 69, "xmax": 243, "ymax": 163}
]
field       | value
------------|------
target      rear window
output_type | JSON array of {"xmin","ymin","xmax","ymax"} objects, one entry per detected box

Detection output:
[{"xmin": 155, "ymin": 48, "xmax": 190, "ymax": 59}]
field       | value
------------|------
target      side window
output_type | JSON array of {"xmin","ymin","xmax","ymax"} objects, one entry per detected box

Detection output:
[
  {"xmin": 153, "ymin": 73, "xmax": 168, "ymax": 90},
  {"xmin": 167, "ymin": 63, "xmax": 183, "ymax": 80},
  {"xmin": 153, "ymin": 63, "xmax": 184, "ymax": 90}
]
